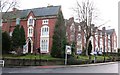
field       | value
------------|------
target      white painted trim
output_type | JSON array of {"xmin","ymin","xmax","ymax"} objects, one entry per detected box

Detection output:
[
  {"xmin": 40, "ymin": 37, "xmax": 49, "ymax": 53},
  {"xmin": 27, "ymin": 16, "xmax": 35, "ymax": 27},
  {"xmin": 42, "ymin": 19, "xmax": 49, "ymax": 25},
  {"xmin": 27, "ymin": 27, "xmax": 34, "ymax": 37},
  {"xmin": 41, "ymin": 25, "xmax": 49, "ymax": 37},
  {"xmin": 26, "ymin": 37, "xmax": 33, "ymax": 53}
]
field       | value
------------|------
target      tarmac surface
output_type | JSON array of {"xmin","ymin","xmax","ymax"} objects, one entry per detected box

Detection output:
[{"xmin": 2, "ymin": 62, "xmax": 118, "ymax": 73}]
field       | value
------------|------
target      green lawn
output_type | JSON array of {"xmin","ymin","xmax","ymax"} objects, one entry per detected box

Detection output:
[
  {"xmin": 19, "ymin": 54, "xmax": 62, "ymax": 60},
  {"xmin": 2, "ymin": 54, "xmax": 62, "ymax": 60}
]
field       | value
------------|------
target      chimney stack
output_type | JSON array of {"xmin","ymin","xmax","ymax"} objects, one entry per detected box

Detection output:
[
  {"xmin": 102, "ymin": 27, "xmax": 106, "ymax": 35},
  {"xmin": 12, "ymin": 8, "xmax": 18, "ymax": 12},
  {"xmin": 69, "ymin": 17, "xmax": 74, "ymax": 21},
  {"xmin": 102, "ymin": 27, "xmax": 106, "ymax": 31}
]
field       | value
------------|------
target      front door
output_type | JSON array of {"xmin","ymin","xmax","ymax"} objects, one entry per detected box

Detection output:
[{"xmin": 28, "ymin": 41, "xmax": 31, "ymax": 53}]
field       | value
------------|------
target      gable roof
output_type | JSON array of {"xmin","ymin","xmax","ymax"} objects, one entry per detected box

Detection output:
[{"xmin": 2, "ymin": 6, "xmax": 61, "ymax": 20}]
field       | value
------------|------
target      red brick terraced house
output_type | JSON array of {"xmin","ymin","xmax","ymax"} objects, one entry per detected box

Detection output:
[
  {"xmin": 66, "ymin": 17, "xmax": 117, "ymax": 54},
  {"xmin": 2, "ymin": 5, "xmax": 63, "ymax": 54},
  {"xmin": 90, "ymin": 27, "xmax": 117, "ymax": 53},
  {"xmin": 66, "ymin": 17, "xmax": 85, "ymax": 54}
]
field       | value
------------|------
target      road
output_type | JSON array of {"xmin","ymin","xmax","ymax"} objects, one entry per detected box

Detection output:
[{"xmin": 1, "ymin": 62, "xmax": 119, "ymax": 73}]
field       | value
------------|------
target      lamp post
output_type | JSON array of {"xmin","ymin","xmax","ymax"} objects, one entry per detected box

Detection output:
[{"xmin": 38, "ymin": 47, "xmax": 41, "ymax": 66}]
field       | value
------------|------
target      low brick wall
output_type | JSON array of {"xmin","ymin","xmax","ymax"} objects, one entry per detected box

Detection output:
[
  {"xmin": 2, "ymin": 58, "xmax": 64, "ymax": 67},
  {"xmin": 2, "ymin": 57, "xmax": 114, "ymax": 67}
]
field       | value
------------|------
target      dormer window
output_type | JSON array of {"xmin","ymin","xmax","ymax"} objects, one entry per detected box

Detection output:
[
  {"xmin": 16, "ymin": 18, "xmax": 20, "ymax": 25},
  {"xmin": 42, "ymin": 19, "xmax": 49, "ymax": 25},
  {"xmin": 29, "ymin": 19, "xmax": 33, "ymax": 25},
  {"xmin": 28, "ymin": 16, "xmax": 34, "ymax": 26}
]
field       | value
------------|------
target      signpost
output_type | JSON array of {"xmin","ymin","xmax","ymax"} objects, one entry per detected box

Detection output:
[
  {"xmin": 23, "ymin": 44, "xmax": 27, "ymax": 54},
  {"xmin": 65, "ymin": 45, "xmax": 71, "ymax": 65},
  {"xmin": 77, "ymin": 50, "xmax": 82, "ymax": 55}
]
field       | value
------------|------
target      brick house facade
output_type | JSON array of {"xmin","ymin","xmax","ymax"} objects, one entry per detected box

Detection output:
[
  {"xmin": 66, "ymin": 17, "xmax": 117, "ymax": 54},
  {"xmin": 2, "ymin": 6, "xmax": 63, "ymax": 54},
  {"xmin": 66, "ymin": 17, "xmax": 85, "ymax": 54}
]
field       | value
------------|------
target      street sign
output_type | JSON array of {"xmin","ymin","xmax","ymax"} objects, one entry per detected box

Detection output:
[
  {"xmin": 65, "ymin": 45, "xmax": 71, "ymax": 65},
  {"xmin": 23, "ymin": 44, "xmax": 27, "ymax": 54},
  {"xmin": 66, "ymin": 45, "xmax": 71, "ymax": 54},
  {"xmin": 98, "ymin": 51, "xmax": 102, "ymax": 55},
  {"xmin": 77, "ymin": 50, "xmax": 82, "ymax": 54}
]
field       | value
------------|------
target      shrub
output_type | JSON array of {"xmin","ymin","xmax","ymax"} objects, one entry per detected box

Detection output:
[{"xmin": 67, "ymin": 56, "xmax": 81, "ymax": 65}]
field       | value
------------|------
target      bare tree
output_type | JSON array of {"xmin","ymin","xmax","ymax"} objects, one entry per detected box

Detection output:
[
  {"xmin": 73, "ymin": 0, "xmax": 97, "ymax": 56},
  {"xmin": 0, "ymin": 0, "xmax": 18, "ymax": 12},
  {"xmin": 0, "ymin": 0, "xmax": 19, "ymax": 26}
]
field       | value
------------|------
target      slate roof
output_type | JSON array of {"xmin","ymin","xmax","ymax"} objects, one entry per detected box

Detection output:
[
  {"xmin": 2, "ymin": 6, "xmax": 61, "ymax": 20},
  {"xmin": 106, "ymin": 29, "xmax": 115, "ymax": 35}
]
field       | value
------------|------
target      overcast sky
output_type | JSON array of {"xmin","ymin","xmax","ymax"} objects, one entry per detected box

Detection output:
[{"xmin": 18, "ymin": 0, "xmax": 119, "ymax": 35}]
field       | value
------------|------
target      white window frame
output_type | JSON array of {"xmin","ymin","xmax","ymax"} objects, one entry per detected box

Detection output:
[
  {"xmin": 42, "ymin": 19, "xmax": 49, "ymax": 25},
  {"xmin": 40, "ymin": 39, "xmax": 49, "ymax": 53},
  {"xmin": 27, "ymin": 16, "xmax": 34, "ymax": 27},
  {"xmin": 41, "ymin": 26, "xmax": 49, "ymax": 37},
  {"xmin": 16, "ymin": 18, "xmax": 20, "ymax": 25},
  {"xmin": 28, "ymin": 27, "xmax": 33, "ymax": 37}
]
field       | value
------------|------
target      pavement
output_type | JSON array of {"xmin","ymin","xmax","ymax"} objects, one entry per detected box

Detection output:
[{"xmin": 34, "ymin": 62, "xmax": 118, "ymax": 69}]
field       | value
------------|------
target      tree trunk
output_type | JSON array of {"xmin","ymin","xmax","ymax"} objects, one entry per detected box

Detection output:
[
  {"xmin": 85, "ymin": 35, "xmax": 91, "ymax": 56},
  {"xmin": 85, "ymin": 37, "xmax": 89, "ymax": 56}
]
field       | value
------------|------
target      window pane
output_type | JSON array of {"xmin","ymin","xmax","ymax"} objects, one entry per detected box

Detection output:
[
  {"xmin": 46, "ymin": 40, "xmax": 47, "ymax": 50},
  {"xmin": 46, "ymin": 28, "xmax": 48, "ymax": 32},
  {"xmin": 45, "ymin": 28, "xmax": 46, "ymax": 32},
  {"xmin": 29, "ymin": 29, "xmax": 30, "ymax": 34},
  {"xmin": 41, "ymin": 26, "xmax": 49, "ymax": 36},
  {"xmin": 42, "ymin": 19, "xmax": 49, "ymax": 25},
  {"xmin": 16, "ymin": 18, "xmax": 20, "ymax": 25},
  {"xmin": 29, "ymin": 19, "xmax": 33, "ymax": 25},
  {"xmin": 31, "ymin": 29, "xmax": 32, "ymax": 34}
]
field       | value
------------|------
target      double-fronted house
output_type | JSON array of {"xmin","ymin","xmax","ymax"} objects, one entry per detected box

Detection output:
[{"xmin": 2, "ymin": 5, "xmax": 63, "ymax": 54}]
